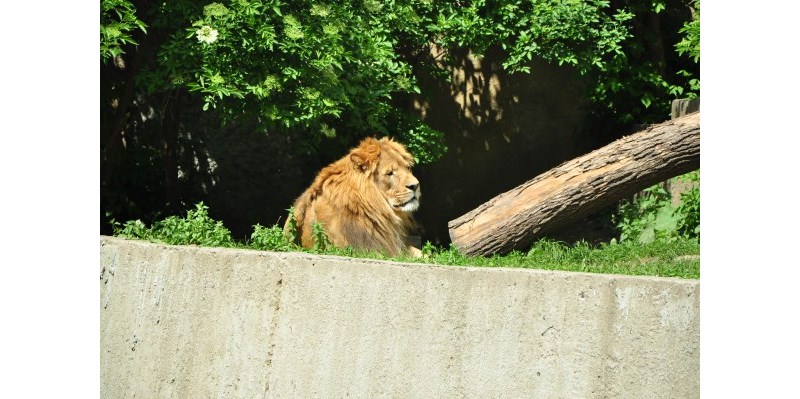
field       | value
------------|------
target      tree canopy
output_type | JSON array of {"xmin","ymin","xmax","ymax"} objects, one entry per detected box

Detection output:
[{"xmin": 101, "ymin": 0, "xmax": 699, "ymax": 163}]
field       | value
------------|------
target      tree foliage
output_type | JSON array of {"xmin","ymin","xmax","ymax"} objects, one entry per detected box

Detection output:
[
  {"xmin": 103, "ymin": 0, "xmax": 701, "ymax": 161},
  {"xmin": 675, "ymin": 0, "xmax": 700, "ymax": 63},
  {"xmin": 674, "ymin": 0, "xmax": 700, "ymax": 99},
  {"xmin": 108, "ymin": 0, "xmax": 702, "ymax": 163},
  {"xmin": 100, "ymin": 0, "xmax": 147, "ymax": 63}
]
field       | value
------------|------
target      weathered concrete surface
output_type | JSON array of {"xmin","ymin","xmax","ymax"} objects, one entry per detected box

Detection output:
[{"xmin": 100, "ymin": 236, "xmax": 699, "ymax": 398}]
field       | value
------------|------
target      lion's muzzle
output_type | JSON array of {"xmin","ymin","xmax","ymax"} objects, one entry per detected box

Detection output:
[
  {"xmin": 397, "ymin": 196, "xmax": 420, "ymax": 212},
  {"xmin": 394, "ymin": 182, "xmax": 420, "ymax": 212}
]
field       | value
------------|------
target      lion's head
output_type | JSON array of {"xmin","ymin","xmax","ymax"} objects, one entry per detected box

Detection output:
[
  {"xmin": 350, "ymin": 137, "xmax": 421, "ymax": 213},
  {"xmin": 286, "ymin": 137, "xmax": 422, "ymax": 257}
]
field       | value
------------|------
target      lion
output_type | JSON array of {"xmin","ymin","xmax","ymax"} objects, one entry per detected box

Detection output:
[{"xmin": 285, "ymin": 137, "xmax": 423, "ymax": 257}]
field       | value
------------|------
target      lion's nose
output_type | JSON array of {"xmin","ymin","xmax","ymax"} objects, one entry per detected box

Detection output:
[{"xmin": 407, "ymin": 183, "xmax": 419, "ymax": 191}]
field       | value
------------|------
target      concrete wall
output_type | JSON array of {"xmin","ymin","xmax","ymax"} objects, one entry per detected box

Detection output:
[{"xmin": 100, "ymin": 237, "xmax": 699, "ymax": 398}]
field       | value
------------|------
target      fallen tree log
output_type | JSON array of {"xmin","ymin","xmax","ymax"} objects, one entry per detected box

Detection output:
[{"xmin": 448, "ymin": 112, "xmax": 700, "ymax": 256}]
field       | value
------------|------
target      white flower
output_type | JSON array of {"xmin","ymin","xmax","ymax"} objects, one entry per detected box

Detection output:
[{"xmin": 196, "ymin": 25, "xmax": 219, "ymax": 44}]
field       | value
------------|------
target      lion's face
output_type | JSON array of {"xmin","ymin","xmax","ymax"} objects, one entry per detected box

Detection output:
[
  {"xmin": 349, "ymin": 138, "xmax": 421, "ymax": 214},
  {"xmin": 375, "ymin": 154, "xmax": 421, "ymax": 213}
]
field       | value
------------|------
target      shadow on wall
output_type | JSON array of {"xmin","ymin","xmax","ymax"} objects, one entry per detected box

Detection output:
[
  {"xmin": 409, "ymin": 46, "xmax": 601, "ymax": 245},
  {"xmin": 177, "ymin": 117, "xmax": 314, "ymax": 237},
  {"xmin": 100, "ymin": 90, "xmax": 319, "ymax": 238}
]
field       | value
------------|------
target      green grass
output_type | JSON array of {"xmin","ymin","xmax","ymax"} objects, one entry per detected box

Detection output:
[
  {"xmin": 323, "ymin": 239, "xmax": 699, "ymax": 279},
  {"xmin": 111, "ymin": 202, "xmax": 699, "ymax": 279}
]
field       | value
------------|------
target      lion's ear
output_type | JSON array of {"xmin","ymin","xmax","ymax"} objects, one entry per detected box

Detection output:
[
  {"xmin": 350, "ymin": 151, "xmax": 370, "ymax": 172},
  {"xmin": 350, "ymin": 137, "xmax": 380, "ymax": 172}
]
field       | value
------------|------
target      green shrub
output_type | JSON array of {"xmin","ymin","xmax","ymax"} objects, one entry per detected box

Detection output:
[
  {"xmin": 248, "ymin": 210, "xmax": 333, "ymax": 253},
  {"xmin": 112, "ymin": 219, "xmax": 152, "ymax": 241},
  {"xmin": 615, "ymin": 184, "xmax": 677, "ymax": 243},
  {"xmin": 100, "ymin": 0, "xmax": 147, "ymax": 63},
  {"xmin": 113, "ymin": 202, "xmax": 233, "ymax": 247},
  {"xmin": 250, "ymin": 223, "xmax": 298, "ymax": 251},
  {"xmin": 282, "ymin": 207, "xmax": 299, "ymax": 245},
  {"xmin": 310, "ymin": 221, "xmax": 333, "ymax": 252},
  {"xmin": 674, "ymin": 0, "xmax": 700, "ymax": 99},
  {"xmin": 675, "ymin": 171, "xmax": 700, "ymax": 239},
  {"xmin": 614, "ymin": 170, "xmax": 700, "ymax": 243}
]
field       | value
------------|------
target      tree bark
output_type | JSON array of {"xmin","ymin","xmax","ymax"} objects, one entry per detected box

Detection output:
[{"xmin": 448, "ymin": 111, "xmax": 700, "ymax": 256}]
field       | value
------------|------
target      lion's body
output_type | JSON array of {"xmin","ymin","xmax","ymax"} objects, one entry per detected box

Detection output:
[{"xmin": 285, "ymin": 137, "xmax": 422, "ymax": 257}]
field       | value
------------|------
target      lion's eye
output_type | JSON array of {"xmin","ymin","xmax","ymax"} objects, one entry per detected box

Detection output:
[{"xmin": 386, "ymin": 170, "xmax": 394, "ymax": 176}]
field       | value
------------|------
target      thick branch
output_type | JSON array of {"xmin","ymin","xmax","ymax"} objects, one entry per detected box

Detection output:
[{"xmin": 448, "ymin": 112, "xmax": 700, "ymax": 256}]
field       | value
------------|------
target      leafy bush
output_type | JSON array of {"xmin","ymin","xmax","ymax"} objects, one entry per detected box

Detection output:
[
  {"xmin": 111, "ymin": 202, "xmax": 343, "ymax": 253},
  {"xmin": 675, "ymin": 171, "xmax": 700, "ymax": 239},
  {"xmin": 674, "ymin": 0, "xmax": 700, "ymax": 99},
  {"xmin": 310, "ymin": 221, "xmax": 333, "ymax": 252},
  {"xmin": 100, "ymin": 0, "xmax": 147, "ymax": 63},
  {"xmin": 615, "ymin": 184, "xmax": 677, "ymax": 243},
  {"xmin": 146, "ymin": 0, "xmax": 449, "ymax": 159},
  {"xmin": 250, "ymin": 223, "xmax": 298, "ymax": 251},
  {"xmin": 614, "ymin": 171, "xmax": 700, "ymax": 243},
  {"xmin": 113, "ymin": 202, "xmax": 234, "ymax": 247},
  {"xmin": 675, "ymin": 0, "xmax": 699, "ymax": 62},
  {"xmin": 121, "ymin": 0, "xmax": 691, "ymax": 164},
  {"xmin": 112, "ymin": 219, "xmax": 152, "ymax": 241}
]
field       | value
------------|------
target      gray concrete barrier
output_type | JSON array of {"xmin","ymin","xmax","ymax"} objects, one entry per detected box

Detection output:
[{"xmin": 100, "ymin": 237, "xmax": 699, "ymax": 398}]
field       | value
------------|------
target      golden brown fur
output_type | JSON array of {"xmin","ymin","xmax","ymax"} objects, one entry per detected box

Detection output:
[{"xmin": 285, "ymin": 137, "xmax": 422, "ymax": 257}]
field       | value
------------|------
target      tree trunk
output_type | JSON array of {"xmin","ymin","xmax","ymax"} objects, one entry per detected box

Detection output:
[{"xmin": 448, "ymin": 112, "xmax": 700, "ymax": 256}]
